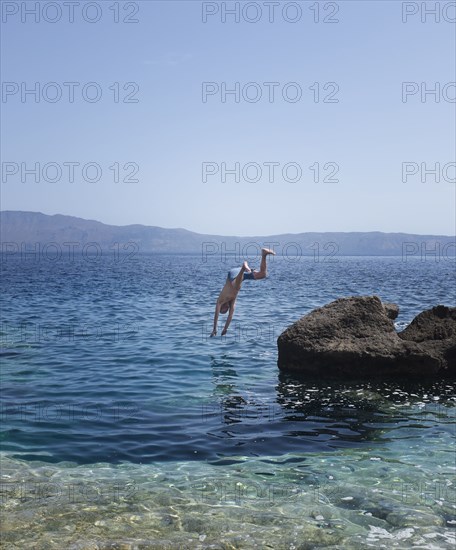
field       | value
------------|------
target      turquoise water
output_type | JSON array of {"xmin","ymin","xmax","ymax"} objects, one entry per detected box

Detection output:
[{"xmin": 1, "ymin": 254, "xmax": 455, "ymax": 548}]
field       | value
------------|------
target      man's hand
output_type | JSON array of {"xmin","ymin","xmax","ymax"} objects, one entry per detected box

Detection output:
[
  {"xmin": 221, "ymin": 328, "xmax": 227, "ymax": 336},
  {"xmin": 210, "ymin": 329, "xmax": 217, "ymax": 337}
]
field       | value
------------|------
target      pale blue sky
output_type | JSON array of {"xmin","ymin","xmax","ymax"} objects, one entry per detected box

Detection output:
[{"xmin": 1, "ymin": 0, "xmax": 455, "ymax": 235}]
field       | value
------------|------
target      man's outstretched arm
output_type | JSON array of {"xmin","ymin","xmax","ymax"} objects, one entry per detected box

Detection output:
[
  {"xmin": 211, "ymin": 302, "xmax": 221, "ymax": 337},
  {"xmin": 221, "ymin": 303, "xmax": 235, "ymax": 336}
]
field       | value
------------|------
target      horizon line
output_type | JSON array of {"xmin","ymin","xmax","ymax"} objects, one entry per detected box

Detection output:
[{"xmin": 1, "ymin": 210, "xmax": 455, "ymax": 239}]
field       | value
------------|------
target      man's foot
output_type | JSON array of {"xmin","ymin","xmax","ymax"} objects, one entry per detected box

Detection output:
[
  {"xmin": 242, "ymin": 261, "xmax": 251, "ymax": 271},
  {"xmin": 261, "ymin": 248, "xmax": 276, "ymax": 256}
]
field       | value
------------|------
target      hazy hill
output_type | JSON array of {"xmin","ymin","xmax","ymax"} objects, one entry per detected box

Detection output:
[{"xmin": 1, "ymin": 211, "xmax": 455, "ymax": 257}]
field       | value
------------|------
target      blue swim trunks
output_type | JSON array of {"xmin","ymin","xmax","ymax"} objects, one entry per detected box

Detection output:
[{"xmin": 228, "ymin": 267, "xmax": 255, "ymax": 282}]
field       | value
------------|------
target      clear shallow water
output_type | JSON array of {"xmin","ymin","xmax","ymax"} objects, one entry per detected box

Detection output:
[{"xmin": 1, "ymin": 254, "xmax": 455, "ymax": 548}]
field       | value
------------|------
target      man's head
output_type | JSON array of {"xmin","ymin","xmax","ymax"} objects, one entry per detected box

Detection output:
[{"xmin": 220, "ymin": 301, "xmax": 231, "ymax": 314}]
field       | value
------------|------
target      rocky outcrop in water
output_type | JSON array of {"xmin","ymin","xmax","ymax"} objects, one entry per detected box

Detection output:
[{"xmin": 277, "ymin": 296, "xmax": 455, "ymax": 378}]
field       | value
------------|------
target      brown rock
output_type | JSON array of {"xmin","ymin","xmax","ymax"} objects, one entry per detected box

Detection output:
[
  {"xmin": 399, "ymin": 305, "xmax": 456, "ymax": 376},
  {"xmin": 277, "ymin": 296, "xmax": 455, "ymax": 378},
  {"xmin": 383, "ymin": 302, "xmax": 399, "ymax": 320}
]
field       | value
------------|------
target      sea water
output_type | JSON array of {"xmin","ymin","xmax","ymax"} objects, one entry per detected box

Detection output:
[{"xmin": 1, "ymin": 254, "xmax": 455, "ymax": 549}]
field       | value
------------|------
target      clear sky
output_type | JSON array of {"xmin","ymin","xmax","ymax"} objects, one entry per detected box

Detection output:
[{"xmin": 1, "ymin": 0, "xmax": 455, "ymax": 235}]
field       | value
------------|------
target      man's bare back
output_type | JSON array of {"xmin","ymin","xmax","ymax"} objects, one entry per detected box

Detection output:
[{"xmin": 210, "ymin": 249, "xmax": 275, "ymax": 337}]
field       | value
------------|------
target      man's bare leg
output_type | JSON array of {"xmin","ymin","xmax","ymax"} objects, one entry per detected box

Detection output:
[
  {"xmin": 233, "ymin": 261, "xmax": 250, "ymax": 291},
  {"xmin": 253, "ymin": 248, "xmax": 275, "ymax": 280}
]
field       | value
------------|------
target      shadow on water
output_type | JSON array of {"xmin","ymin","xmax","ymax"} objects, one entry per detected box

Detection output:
[
  {"xmin": 205, "ymin": 360, "xmax": 455, "ymax": 462},
  {"xmin": 208, "ymin": 354, "xmax": 272, "ymax": 426},
  {"xmin": 275, "ymin": 371, "xmax": 455, "ymax": 440},
  {"xmin": 209, "ymin": 354, "xmax": 240, "ymax": 400}
]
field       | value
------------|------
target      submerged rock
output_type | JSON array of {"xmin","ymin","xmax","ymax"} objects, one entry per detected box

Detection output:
[
  {"xmin": 277, "ymin": 296, "xmax": 455, "ymax": 378},
  {"xmin": 386, "ymin": 509, "xmax": 445, "ymax": 528}
]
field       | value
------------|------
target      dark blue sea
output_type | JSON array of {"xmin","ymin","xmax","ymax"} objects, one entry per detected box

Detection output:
[{"xmin": 1, "ymin": 253, "xmax": 455, "ymax": 549}]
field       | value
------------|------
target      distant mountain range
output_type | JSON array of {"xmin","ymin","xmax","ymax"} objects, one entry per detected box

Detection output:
[{"xmin": 1, "ymin": 211, "xmax": 455, "ymax": 257}]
